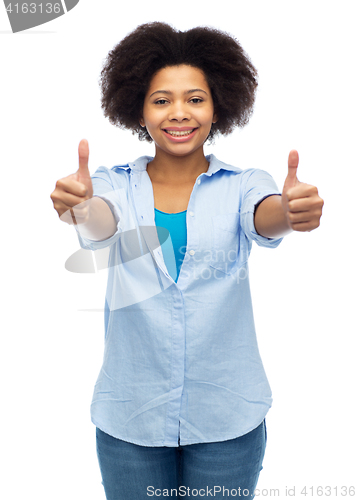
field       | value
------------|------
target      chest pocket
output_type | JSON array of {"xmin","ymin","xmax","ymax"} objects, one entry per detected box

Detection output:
[{"xmin": 209, "ymin": 213, "xmax": 240, "ymax": 275}]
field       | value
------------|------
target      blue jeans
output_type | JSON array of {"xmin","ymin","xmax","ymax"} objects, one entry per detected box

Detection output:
[{"xmin": 96, "ymin": 420, "xmax": 267, "ymax": 499}]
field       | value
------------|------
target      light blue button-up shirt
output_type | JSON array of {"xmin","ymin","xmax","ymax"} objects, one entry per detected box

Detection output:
[{"xmin": 75, "ymin": 154, "xmax": 283, "ymax": 447}]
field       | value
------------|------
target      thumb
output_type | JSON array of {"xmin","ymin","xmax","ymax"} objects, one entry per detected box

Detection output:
[
  {"xmin": 77, "ymin": 139, "xmax": 90, "ymax": 178},
  {"xmin": 284, "ymin": 149, "xmax": 299, "ymax": 191},
  {"xmin": 76, "ymin": 139, "xmax": 93, "ymax": 197}
]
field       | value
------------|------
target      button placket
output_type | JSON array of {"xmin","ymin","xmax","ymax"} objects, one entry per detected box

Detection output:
[
  {"xmin": 185, "ymin": 179, "xmax": 200, "ymax": 265},
  {"xmin": 132, "ymin": 171, "xmax": 173, "ymax": 282}
]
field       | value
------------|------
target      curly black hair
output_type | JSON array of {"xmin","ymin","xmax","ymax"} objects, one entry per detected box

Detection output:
[{"xmin": 99, "ymin": 22, "xmax": 258, "ymax": 143}]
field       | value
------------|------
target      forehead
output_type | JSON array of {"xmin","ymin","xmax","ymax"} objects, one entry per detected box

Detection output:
[{"xmin": 148, "ymin": 65, "xmax": 210, "ymax": 92}]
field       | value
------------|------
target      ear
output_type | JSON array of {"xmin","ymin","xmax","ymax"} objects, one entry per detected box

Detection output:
[
  {"xmin": 212, "ymin": 112, "xmax": 218, "ymax": 124},
  {"xmin": 139, "ymin": 117, "xmax": 145, "ymax": 128}
]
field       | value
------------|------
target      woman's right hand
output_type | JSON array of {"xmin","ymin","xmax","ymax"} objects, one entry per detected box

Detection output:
[{"xmin": 50, "ymin": 139, "xmax": 94, "ymax": 225}]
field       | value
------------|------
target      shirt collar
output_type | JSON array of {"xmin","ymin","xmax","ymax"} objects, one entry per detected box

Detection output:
[{"xmin": 113, "ymin": 154, "xmax": 241, "ymax": 176}]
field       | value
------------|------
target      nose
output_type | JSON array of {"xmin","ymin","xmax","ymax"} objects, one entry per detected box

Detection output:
[{"xmin": 168, "ymin": 101, "xmax": 191, "ymax": 122}]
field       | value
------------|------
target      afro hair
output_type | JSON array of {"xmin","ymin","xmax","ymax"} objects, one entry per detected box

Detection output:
[{"xmin": 99, "ymin": 22, "xmax": 258, "ymax": 143}]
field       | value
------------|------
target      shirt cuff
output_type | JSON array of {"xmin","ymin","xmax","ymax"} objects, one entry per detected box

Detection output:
[{"xmin": 74, "ymin": 194, "xmax": 123, "ymax": 251}]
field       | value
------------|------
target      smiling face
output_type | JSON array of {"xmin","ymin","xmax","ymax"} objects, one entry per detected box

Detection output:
[{"xmin": 140, "ymin": 65, "xmax": 217, "ymax": 160}]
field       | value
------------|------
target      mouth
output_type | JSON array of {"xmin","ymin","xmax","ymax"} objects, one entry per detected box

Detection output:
[
  {"xmin": 162, "ymin": 128, "xmax": 198, "ymax": 141},
  {"xmin": 163, "ymin": 128, "xmax": 197, "ymax": 137}
]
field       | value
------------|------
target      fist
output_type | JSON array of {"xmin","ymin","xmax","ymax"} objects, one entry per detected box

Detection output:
[
  {"xmin": 50, "ymin": 139, "xmax": 94, "ymax": 225},
  {"xmin": 281, "ymin": 150, "xmax": 324, "ymax": 232}
]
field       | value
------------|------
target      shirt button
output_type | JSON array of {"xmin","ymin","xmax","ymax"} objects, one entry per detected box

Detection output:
[
  {"xmin": 189, "ymin": 211, "xmax": 194, "ymax": 217},
  {"xmin": 197, "ymin": 179, "xmax": 201, "ymax": 185},
  {"xmin": 189, "ymin": 250, "xmax": 195, "ymax": 256}
]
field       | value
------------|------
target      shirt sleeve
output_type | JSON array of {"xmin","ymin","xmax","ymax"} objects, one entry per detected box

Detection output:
[
  {"xmin": 74, "ymin": 167, "xmax": 125, "ymax": 251},
  {"xmin": 240, "ymin": 168, "xmax": 283, "ymax": 248}
]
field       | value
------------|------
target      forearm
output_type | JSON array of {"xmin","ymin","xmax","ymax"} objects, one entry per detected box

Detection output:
[
  {"xmin": 73, "ymin": 196, "xmax": 118, "ymax": 241},
  {"xmin": 254, "ymin": 195, "xmax": 292, "ymax": 239}
]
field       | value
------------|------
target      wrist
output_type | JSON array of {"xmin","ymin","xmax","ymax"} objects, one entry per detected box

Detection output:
[{"xmin": 254, "ymin": 195, "xmax": 292, "ymax": 238}]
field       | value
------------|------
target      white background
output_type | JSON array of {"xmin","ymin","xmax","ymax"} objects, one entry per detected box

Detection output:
[{"xmin": 1, "ymin": 1, "xmax": 356, "ymax": 498}]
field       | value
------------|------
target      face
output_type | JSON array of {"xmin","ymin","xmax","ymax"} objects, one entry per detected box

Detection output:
[{"xmin": 140, "ymin": 65, "xmax": 217, "ymax": 159}]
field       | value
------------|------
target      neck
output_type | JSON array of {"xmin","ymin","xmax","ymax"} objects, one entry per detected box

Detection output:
[{"xmin": 147, "ymin": 147, "xmax": 209, "ymax": 184}]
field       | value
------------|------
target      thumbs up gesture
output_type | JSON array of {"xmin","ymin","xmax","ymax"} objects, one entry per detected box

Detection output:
[
  {"xmin": 50, "ymin": 139, "xmax": 93, "ymax": 225},
  {"xmin": 281, "ymin": 150, "xmax": 324, "ymax": 232},
  {"xmin": 77, "ymin": 139, "xmax": 93, "ymax": 200}
]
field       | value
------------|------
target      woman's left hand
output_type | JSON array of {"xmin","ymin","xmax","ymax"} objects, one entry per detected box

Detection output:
[{"xmin": 281, "ymin": 150, "xmax": 324, "ymax": 232}]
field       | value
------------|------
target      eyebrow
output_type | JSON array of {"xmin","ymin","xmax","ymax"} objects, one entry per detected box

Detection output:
[{"xmin": 149, "ymin": 88, "xmax": 208, "ymax": 98}]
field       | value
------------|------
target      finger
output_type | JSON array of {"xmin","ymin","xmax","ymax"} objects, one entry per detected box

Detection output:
[
  {"xmin": 61, "ymin": 208, "xmax": 87, "ymax": 226},
  {"xmin": 59, "ymin": 210, "xmax": 75, "ymax": 225},
  {"xmin": 290, "ymin": 220, "xmax": 320, "ymax": 232},
  {"xmin": 56, "ymin": 175, "xmax": 88, "ymax": 197},
  {"xmin": 284, "ymin": 149, "xmax": 299, "ymax": 191},
  {"xmin": 59, "ymin": 203, "xmax": 89, "ymax": 224},
  {"xmin": 78, "ymin": 139, "xmax": 90, "ymax": 177},
  {"xmin": 288, "ymin": 149, "xmax": 299, "ymax": 176},
  {"xmin": 288, "ymin": 198, "xmax": 309, "ymax": 212},
  {"xmin": 69, "ymin": 206, "xmax": 89, "ymax": 225},
  {"xmin": 53, "ymin": 190, "xmax": 89, "ymax": 208},
  {"xmin": 286, "ymin": 183, "xmax": 318, "ymax": 201},
  {"xmin": 288, "ymin": 194, "xmax": 321, "ymax": 213},
  {"xmin": 288, "ymin": 210, "xmax": 312, "ymax": 224}
]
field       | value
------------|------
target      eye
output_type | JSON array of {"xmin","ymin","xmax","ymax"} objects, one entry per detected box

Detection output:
[
  {"xmin": 154, "ymin": 99, "xmax": 168, "ymax": 105},
  {"xmin": 190, "ymin": 98, "xmax": 204, "ymax": 104}
]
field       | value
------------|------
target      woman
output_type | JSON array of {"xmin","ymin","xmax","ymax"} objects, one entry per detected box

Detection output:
[{"xmin": 50, "ymin": 22, "xmax": 324, "ymax": 499}]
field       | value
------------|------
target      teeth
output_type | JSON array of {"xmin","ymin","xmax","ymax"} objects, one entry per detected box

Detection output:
[{"xmin": 165, "ymin": 129, "xmax": 194, "ymax": 137}]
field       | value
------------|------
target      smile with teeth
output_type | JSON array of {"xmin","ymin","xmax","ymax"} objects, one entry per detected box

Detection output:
[{"xmin": 164, "ymin": 128, "xmax": 196, "ymax": 137}]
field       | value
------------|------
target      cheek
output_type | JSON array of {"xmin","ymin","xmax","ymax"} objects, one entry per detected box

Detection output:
[
  {"xmin": 144, "ymin": 122, "xmax": 157, "ymax": 141},
  {"xmin": 202, "ymin": 109, "xmax": 216, "ymax": 126},
  {"xmin": 143, "ymin": 110, "xmax": 163, "ymax": 128}
]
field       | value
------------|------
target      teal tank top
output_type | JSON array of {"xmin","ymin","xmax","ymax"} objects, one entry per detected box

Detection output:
[{"xmin": 154, "ymin": 208, "xmax": 187, "ymax": 283}]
